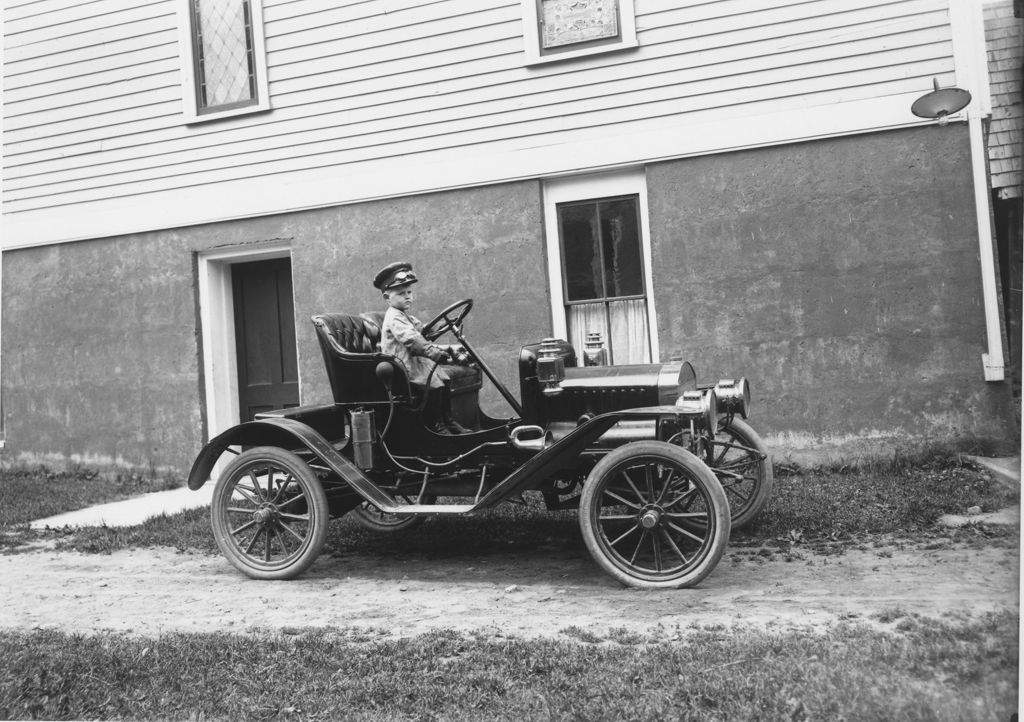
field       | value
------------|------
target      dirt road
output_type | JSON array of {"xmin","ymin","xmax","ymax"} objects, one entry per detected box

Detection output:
[{"xmin": 1, "ymin": 541, "xmax": 1017, "ymax": 638}]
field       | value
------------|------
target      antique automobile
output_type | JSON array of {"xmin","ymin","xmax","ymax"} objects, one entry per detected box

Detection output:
[{"xmin": 188, "ymin": 299, "xmax": 772, "ymax": 589}]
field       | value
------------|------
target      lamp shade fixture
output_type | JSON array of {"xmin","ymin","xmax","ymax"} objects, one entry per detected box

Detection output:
[{"xmin": 911, "ymin": 77, "xmax": 972, "ymax": 126}]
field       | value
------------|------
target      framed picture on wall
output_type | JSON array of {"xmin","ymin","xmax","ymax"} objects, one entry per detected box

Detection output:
[
  {"xmin": 540, "ymin": 0, "xmax": 620, "ymax": 49},
  {"xmin": 522, "ymin": 0, "xmax": 636, "ymax": 64}
]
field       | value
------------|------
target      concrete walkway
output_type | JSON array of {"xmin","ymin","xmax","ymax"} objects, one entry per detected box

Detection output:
[
  {"xmin": 25, "ymin": 455, "xmax": 1021, "ymax": 531},
  {"xmin": 937, "ymin": 455, "xmax": 1020, "ymax": 528},
  {"xmin": 963, "ymin": 454, "xmax": 1021, "ymax": 489},
  {"xmin": 28, "ymin": 484, "xmax": 215, "ymax": 530}
]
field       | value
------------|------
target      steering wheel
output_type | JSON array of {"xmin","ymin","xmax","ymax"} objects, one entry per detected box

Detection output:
[{"xmin": 422, "ymin": 298, "xmax": 474, "ymax": 341}]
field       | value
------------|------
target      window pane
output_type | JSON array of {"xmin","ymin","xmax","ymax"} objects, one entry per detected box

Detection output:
[
  {"xmin": 194, "ymin": 0, "xmax": 255, "ymax": 109},
  {"xmin": 600, "ymin": 198, "xmax": 643, "ymax": 298},
  {"xmin": 567, "ymin": 299, "xmax": 649, "ymax": 365},
  {"xmin": 558, "ymin": 194, "xmax": 650, "ymax": 364},
  {"xmin": 560, "ymin": 203, "xmax": 602, "ymax": 301},
  {"xmin": 567, "ymin": 303, "xmax": 608, "ymax": 359}
]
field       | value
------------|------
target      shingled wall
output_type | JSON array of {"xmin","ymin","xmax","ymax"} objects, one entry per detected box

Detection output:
[{"xmin": 985, "ymin": 0, "xmax": 1023, "ymax": 199}]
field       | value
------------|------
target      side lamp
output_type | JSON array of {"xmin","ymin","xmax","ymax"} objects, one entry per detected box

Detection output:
[{"xmin": 911, "ymin": 77, "xmax": 972, "ymax": 126}]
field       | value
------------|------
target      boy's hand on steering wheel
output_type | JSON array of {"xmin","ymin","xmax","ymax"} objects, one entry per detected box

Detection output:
[{"xmin": 425, "ymin": 345, "xmax": 449, "ymax": 363}]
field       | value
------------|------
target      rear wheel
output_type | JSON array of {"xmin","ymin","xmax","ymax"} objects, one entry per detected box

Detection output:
[
  {"xmin": 708, "ymin": 419, "xmax": 773, "ymax": 530},
  {"xmin": 211, "ymin": 446, "xmax": 329, "ymax": 580},
  {"xmin": 350, "ymin": 494, "xmax": 436, "ymax": 532},
  {"xmin": 579, "ymin": 441, "xmax": 730, "ymax": 589}
]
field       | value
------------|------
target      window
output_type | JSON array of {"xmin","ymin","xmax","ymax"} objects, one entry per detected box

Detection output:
[
  {"xmin": 522, "ymin": 0, "xmax": 637, "ymax": 65},
  {"xmin": 544, "ymin": 171, "xmax": 658, "ymax": 365},
  {"xmin": 178, "ymin": 0, "xmax": 270, "ymax": 122}
]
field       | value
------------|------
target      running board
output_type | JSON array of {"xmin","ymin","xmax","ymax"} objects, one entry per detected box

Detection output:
[{"xmin": 393, "ymin": 504, "xmax": 474, "ymax": 515}]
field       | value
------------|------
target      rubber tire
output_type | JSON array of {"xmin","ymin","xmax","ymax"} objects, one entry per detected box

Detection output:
[
  {"xmin": 579, "ymin": 441, "xmax": 730, "ymax": 589},
  {"xmin": 712, "ymin": 419, "xmax": 774, "ymax": 530},
  {"xmin": 350, "ymin": 495, "xmax": 436, "ymax": 532},
  {"xmin": 211, "ymin": 446, "xmax": 329, "ymax": 580}
]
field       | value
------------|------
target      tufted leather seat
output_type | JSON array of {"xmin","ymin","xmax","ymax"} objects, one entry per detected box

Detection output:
[
  {"xmin": 311, "ymin": 312, "xmax": 483, "ymax": 406},
  {"xmin": 311, "ymin": 313, "xmax": 413, "ymax": 404},
  {"xmin": 358, "ymin": 311, "xmax": 482, "ymax": 393}
]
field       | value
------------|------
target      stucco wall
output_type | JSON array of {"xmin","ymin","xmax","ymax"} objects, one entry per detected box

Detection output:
[
  {"xmin": 1, "ymin": 235, "xmax": 204, "ymax": 470},
  {"xmin": 0, "ymin": 180, "xmax": 548, "ymax": 472},
  {"xmin": 289, "ymin": 181, "xmax": 551, "ymax": 414},
  {"xmin": 647, "ymin": 126, "xmax": 1017, "ymax": 461},
  {"xmin": 1, "ymin": 129, "xmax": 1016, "ymax": 473}
]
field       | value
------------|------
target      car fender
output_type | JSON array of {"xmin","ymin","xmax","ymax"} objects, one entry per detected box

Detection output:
[
  {"xmin": 187, "ymin": 418, "xmax": 409, "ymax": 513},
  {"xmin": 187, "ymin": 418, "xmax": 349, "ymax": 491}
]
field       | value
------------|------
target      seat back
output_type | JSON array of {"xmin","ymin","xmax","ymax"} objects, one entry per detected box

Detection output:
[
  {"xmin": 311, "ymin": 313, "xmax": 411, "ymax": 404},
  {"xmin": 359, "ymin": 311, "xmax": 386, "ymax": 341}
]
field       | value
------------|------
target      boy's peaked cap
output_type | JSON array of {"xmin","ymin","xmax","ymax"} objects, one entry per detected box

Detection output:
[{"xmin": 373, "ymin": 261, "xmax": 418, "ymax": 291}]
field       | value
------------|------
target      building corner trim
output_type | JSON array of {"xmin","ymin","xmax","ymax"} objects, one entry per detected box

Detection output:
[{"xmin": 952, "ymin": 0, "xmax": 1006, "ymax": 381}]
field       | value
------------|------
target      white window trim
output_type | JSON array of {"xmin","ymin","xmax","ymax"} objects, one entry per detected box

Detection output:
[
  {"xmin": 197, "ymin": 243, "xmax": 294, "ymax": 443},
  {"xmin": 176, "ymin": 0, "xmax": 271, "ymax": 124},
  {"xmin": 543, "ymin": 168, "xmax": 660, "ymax": 362},
  {"xmin": 521, "ymin": 0, "xmax": 637, "ymax": 66}
]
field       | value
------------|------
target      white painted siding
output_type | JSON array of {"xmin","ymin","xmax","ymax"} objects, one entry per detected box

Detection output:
[{"xmin": 3, "ymin": 0, "xmax": 960, "ymax": 247}]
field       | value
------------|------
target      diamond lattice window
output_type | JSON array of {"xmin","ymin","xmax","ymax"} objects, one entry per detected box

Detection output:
[{"xmin": 190, "ymin": 0, "xmax": 257, "ymax": 114}]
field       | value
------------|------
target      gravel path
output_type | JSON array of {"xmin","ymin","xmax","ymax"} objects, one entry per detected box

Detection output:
[{"xmin": 1, "ymin": 541, "xmax": 1017, "ymax": 638}]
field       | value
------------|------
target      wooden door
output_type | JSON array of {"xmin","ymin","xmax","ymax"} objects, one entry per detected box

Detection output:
[{"xmin": 232, "ymin": 258, "xmax": 299, "ymax": 421}]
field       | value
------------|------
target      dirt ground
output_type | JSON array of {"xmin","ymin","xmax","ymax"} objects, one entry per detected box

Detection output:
[{"xmin": 0, "ymin": 539, "xmax": 1018, "ymax": 638}]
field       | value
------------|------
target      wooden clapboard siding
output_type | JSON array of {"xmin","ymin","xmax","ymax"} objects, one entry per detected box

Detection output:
[
  {"xmin": 2, "ymin": 0, "xmax": 959, "ymax": 246},
  {"xmin": 7, "ymin": 37, "xmax": 951, "ymax": 184},
  {"xmin": 6, "ymin": 9, "xmax": 951, "ymax": 171},
  {"xmin": 984, "ymin": 0, "xmax": 1022, "ymax": 198}
]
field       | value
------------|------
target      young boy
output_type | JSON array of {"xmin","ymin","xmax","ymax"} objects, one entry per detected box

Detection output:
[{"xmin": 373, "ymin": 261, "xmax": 469, "ymax": 435}]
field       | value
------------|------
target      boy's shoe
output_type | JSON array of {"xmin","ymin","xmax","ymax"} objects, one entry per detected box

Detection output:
[
  {"xmin": 445, "ymin": 419, "xmax": 471, "ymax": 435},
  {"xmin": 427, "ymin": 419, "xmax": 450, "ymax": 435}
]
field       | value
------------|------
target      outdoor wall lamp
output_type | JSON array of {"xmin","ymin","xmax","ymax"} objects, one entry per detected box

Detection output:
[{"xmin": 911, "ymin": 77, "xmax": 972, "ymax": 126}]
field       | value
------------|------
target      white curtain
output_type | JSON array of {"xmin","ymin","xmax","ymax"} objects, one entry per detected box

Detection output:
[
  {"xmin": 609, "ymin": 298, "xmax": 649, "ymax": 364},
  {"xmin": 568, "ymin": 303, "xmax": 607, "ymax": 364},
  {"xmin": 568, "ymin": 299, "xmax": 649, "ymax": 365}
]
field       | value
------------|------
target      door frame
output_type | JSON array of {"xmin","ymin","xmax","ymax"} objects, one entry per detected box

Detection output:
[{"xmin": 197, "ymin": 242, "xmax": 295, "ymax": 441}]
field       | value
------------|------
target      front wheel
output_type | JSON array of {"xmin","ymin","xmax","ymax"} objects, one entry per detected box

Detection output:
[
  {"xmin": 579, "ymin": 441, "xmax": 730, "ymax": 589},
  {"xmin": 708, "ymin": 418, "xmax": 773, "ymax": 530},
  {"xmin": 211, "ymin": 446, "xmax": 330, "ymax": 580}
]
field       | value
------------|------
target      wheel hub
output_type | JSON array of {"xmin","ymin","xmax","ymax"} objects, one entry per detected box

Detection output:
[
  {"xmin": 252, "ymin": 506, "xmax": 277, "ymax": 526},
  {"xmin": 640, "ymin": 508, "xmax": 661, "ymax": 529}
]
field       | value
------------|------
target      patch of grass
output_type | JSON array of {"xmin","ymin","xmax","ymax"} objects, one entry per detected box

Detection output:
[
  {"xmin": 0, "ymin": 612, "xmax": 1016, "ymax": 721},
  {"xmin": 0, "ymin": 464, "xmax": 188, "ymax": 553},
  {"xmin": 733, "ymin": 456, "xmax": 1019, "ymax": 543},
  {"xmin": 0, "ymin": 465, "xmax": 180, "ymax": 527},
  {"xmin": 606, "ymin": 626, "xmax": 647, "ymax": 645},
  {"xmin": 3, "ymin": 455, "xmax": 1017, "ymax": 558},
  {"xmin": 780, "ymin": 439, "xmax": 1017, "ymax": 476},
  {"xmin": 561, "ymin": 626, "xmax": 603, "ymax": 643},
  {"xmin": 50, "ymin": 507, "xmax": 216, "ymax": 555},
  {"xmin": 872, "ymin": 607, "xmax": 911, "ymax": 624}
]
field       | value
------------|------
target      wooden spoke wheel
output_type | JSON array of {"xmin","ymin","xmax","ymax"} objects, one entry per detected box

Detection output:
[
  {"xmin": 579, "ymin": 441, "xmax": 730, "ymax": 589},
  {"xmin": 211, "ymin": 446, "xmax": 329, "ymax": 580},
  {"xmin": 350, "ymin": 494, "xmax": 436, "ymax": 532},
  {"xmin": 708, "ymin": 418, "xmax": 773, "ymax": 530}
]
